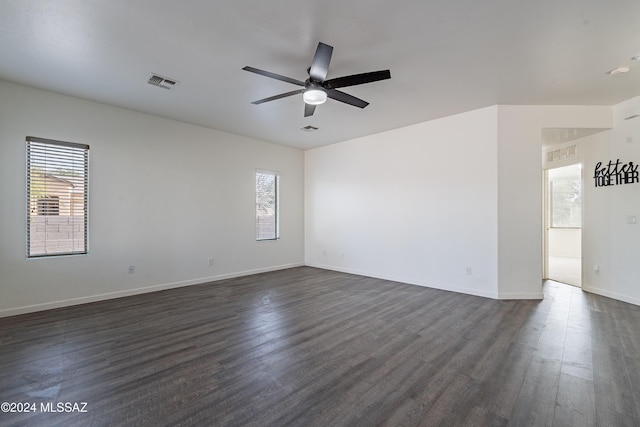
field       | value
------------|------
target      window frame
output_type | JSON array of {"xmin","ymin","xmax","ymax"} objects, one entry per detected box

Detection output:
[
  {"xmin": 26, "ymin": 136, "xmax": 89, "ymax": 258},
  {"xmin": 255, "ymin": 169, "xmax": 280, "ymax": 241}
]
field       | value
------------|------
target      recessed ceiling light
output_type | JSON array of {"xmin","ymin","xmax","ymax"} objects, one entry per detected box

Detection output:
[{"xmin": 606, "ymin": 66, "xmax": 630, "ymax": 76}]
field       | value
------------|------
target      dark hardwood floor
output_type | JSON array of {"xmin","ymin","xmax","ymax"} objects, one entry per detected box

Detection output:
[{"xmin": 1, "ymin": 267, "xmax": 639, "ymax": 426}]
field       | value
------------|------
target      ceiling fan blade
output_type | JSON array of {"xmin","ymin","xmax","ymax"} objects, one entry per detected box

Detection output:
[
  {"xmin": 309, "ymin": 42, "xmax": 333, "ymax": 82},
  {"xmin": 324, "ymin": 70, "xmax": 391, "ymax": 89},
  {"xmin": 326, "ymin": 89, "xmax": 369, "ymax": 108},
  {"xmin": 242, "ymin": 66, "xmax": 305, "ymax": 86},
  {"xmin": 304, "ymin": 103, "xmax": 316, "ymax": 117},
  {"xmin": 251, "ymin": 89, "xmax": 305, "ymax": 105}
]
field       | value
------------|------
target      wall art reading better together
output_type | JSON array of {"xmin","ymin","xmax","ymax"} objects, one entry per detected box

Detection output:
[{"xmin": 593, "ymin": 159, "xmax": 639, "ymax": 187}]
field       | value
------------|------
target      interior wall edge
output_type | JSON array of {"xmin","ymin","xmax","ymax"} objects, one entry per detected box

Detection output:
[
  {"xmin": 582, "ymin": 285, "xmax": 640, "ymax": 308},
  {"xmin": 306, "ymin": 262, "xmax": 500, "ymax": 300}
]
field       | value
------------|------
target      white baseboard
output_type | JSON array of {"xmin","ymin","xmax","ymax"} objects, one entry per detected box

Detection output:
[
  {"xmin": 582, "ymin": 285, "xmax": 640, "ymax": 307},
  {"xmin": 0, "ymin": 263, "xmax": 304, "ymax": 318},
  {"xmin": 306, "ymin": 262, "xmax": 501, "ymax": 300}
]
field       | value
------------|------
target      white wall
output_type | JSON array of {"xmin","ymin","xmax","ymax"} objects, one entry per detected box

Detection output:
[
  {"xmin": 578, "ymin": 96, "xmax": 640, "ymax": 306},
  {"xmin": 306, "ymin": 104, "xmax": 613, "ymax": 301},
  {"xmin": 0, "ymin": 80, "xmax": 305, "ymax": 316},
  {"xmin": 3, "ymin": 78, "xmax": 635, "ymax": 315},
  {"xmin": 496, "ymin": 105, "xmax": 612, "ymax": 299},
  {"xmin": 305, "ymin": 106, "xmax": 501, "ymax": 298}
]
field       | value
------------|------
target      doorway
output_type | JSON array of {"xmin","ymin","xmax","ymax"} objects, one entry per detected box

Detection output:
[{"xmin": 544, "ymin": 164, "xmax": 582, "ymax": 287}]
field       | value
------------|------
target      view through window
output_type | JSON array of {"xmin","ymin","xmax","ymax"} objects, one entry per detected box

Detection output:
[
  {"xmin": 26, "ymin": 137, "xmax": 89, "ymax": 257},
  {"xmin": 549, "ymin": 166, "xmax": 582, "ymax": 228},
  {"xmin": 256, "ymin": 170, "xmax": 279, "ymax": 240}
]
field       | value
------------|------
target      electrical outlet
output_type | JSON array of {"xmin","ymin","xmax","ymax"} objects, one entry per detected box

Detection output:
[
  {"xmin": 128, "ymin": 265, "xmax": 135, "ymax": 274},
  {"xmin": 465, "ymin": 267, "xmax": 472, "ymax": 276},
  {"xmin": 594, "ymin": 264, "xmax": 600, "ymax": 275},
  {"xmin": 208, "ymin": 258, "xmax": 215, "ymax": 266}
]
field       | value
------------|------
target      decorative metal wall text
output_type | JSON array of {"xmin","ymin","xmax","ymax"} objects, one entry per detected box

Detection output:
[{"xmin": 593, "ymin": 159, "xmax": 639, "ymax": 187}]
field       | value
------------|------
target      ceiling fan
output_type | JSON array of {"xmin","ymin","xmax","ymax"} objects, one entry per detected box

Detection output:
[{"xmin": 242, "ymin": 42, "xmax": 391, "ymax": 117}]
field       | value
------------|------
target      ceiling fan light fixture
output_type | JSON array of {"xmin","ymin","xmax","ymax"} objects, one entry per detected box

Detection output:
[
  {"xmin": 606, "ymin": 66, "xmax": 630, "ymax": 76},
  {"xmin": 303, "ymin": 89, "xmax": 327, "ymax": 105}
]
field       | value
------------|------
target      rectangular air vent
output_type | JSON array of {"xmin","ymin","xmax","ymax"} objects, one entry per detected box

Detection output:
[
  {"xmin": 546, "ymin": 144, "xmax": 577, "ymax": 163},
  {"xmin": 147, "ymin": 74, "xmax": 178, "ymax": 90}
]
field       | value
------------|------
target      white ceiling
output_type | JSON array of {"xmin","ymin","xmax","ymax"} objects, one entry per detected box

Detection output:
[{"xmin": 1, "ymin": 0, "xmax": 640, "ymax": 149}]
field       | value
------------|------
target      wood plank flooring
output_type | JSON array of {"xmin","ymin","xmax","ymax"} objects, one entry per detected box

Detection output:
[{"xmin": 0, "ymin": 267, "xmax": 639, "ymax": 426}]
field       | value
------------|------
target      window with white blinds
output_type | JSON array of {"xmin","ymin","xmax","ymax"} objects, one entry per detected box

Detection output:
[
  {"xmin": 256, "ymin": 170, "xmax": 280, "ymax": 241},
  {"xmin": 26, "ymin": 137, "xmax": 89, "ymax": 257}
]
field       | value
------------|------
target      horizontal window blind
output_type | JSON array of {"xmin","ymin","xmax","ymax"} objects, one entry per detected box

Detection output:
[
  {"xmin": 26, "ymin": 137, "xmax": 89, "ymax": 257},
  {"xmin": 256, "ymin": 170, "xmax": 280, "ymax": 241}
]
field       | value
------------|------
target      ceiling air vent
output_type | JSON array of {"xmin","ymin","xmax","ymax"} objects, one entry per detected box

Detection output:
[
  {"xmin": 301, "ymin": 125, "xmax": 319, "ymax": 132},
  {"xmin": 147, "ymin": 74, "xmax": 178, "ymax": 90}
]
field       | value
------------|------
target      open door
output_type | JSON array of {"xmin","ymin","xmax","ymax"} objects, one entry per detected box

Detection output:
[{"xmin": 544, "ymin": 164, "xmax": 582, "ymax": 287}]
